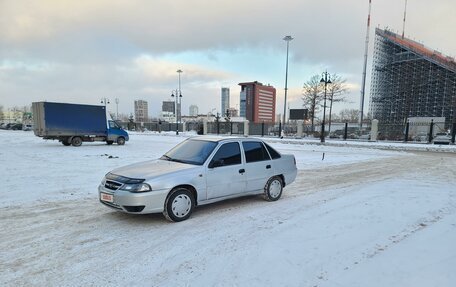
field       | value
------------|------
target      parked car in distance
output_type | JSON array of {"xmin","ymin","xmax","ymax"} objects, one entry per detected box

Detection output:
[
  {"xmin": 329, "ymin": 130, "xmax": 344, "ymax": 139},
  {"xmin": 22, "ymin": 124, "xmax": 33, "ymax": 131},
  {"xmin": 413, "ymin": 132, "xmax": 428, "ymax": 142},
  {"xmin": 432, "ymin": 133, "xmax": 451, "ymax": 145},
  {"xmin": 1, "ymin": 123, "xmax": 14, "ymax": 130},
  {"xmin": 99, "ymin": 137, "xmax": 298, "ymax": 222},
  {"xmin": 359, "ymin": 133, "xmax": 371, "ymax": 140},
  {"xmin": 9, "ymin": 123, "xmax": 23, "ymax": 130}
]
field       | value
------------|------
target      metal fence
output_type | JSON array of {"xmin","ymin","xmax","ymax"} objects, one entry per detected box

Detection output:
[
  {"xmin": 118, "ymin": 121, "xmax": 183, "ymax": 133},
  {"xmin": 207, "ymin": 122, "xmax": 244, "ymax": 135},
  {"xmin": 378, "ymin": 120, "xmax": 448, "ymax": 142},
  {"xmin": 117, "ymin": 119, "xmax": 455, "ymax": 143}
]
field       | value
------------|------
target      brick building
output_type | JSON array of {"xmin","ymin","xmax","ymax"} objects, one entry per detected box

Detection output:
[{"xmin": 239, "ymin": 81, "xmax": 276, "ymax": 123}]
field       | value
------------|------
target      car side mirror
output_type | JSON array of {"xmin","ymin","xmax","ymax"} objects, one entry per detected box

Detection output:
[{"xmin": 209, "ymin": 159, "xmax": 224, "ymax": 168}]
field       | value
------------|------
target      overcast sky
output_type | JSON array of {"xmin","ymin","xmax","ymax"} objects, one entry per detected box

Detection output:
[{"xmin": 1, "ymin": 0, "xmax": 455, "ymax": 118}]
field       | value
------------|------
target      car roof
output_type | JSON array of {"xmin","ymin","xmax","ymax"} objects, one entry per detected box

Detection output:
[{"xmin": 188, "ymin": 136, "xmax": 264, "ymax": 143}]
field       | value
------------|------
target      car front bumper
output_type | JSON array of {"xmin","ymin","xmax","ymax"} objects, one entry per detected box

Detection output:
[{"xmin": 98, "ymin": 185, "xmax": 169, "ymax": 214}]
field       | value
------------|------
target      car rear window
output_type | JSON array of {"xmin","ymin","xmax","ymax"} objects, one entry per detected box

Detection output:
[{"xmin": 263, "ymin": 142, "xmax": 281, "ymax": 159}]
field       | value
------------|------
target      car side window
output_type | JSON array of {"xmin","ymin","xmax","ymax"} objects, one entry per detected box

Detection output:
[
  {"xmin": 243, "ymin": 141, "xmax": 271, "ymax": 163},
  {"xmin": 108, "ymin": 121, "xmax": 119, "ymax": 129},
  {"xmin": 263, "ymin": 142, "xmax": 281, "ymax": 159},
  {"xmin": 210, "ymin": 142, "xmax": 241, "ymax": 168}
]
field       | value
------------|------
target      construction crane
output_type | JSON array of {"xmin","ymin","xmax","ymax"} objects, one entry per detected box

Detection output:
[{"xmin": 402, "ymin": 0, "xmax": 408, "ymax": 39}]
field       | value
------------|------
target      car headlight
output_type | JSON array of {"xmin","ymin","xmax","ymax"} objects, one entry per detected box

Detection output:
[{"xmin": 120, "ymin": 183, "xmax": 152, "ymax": 193}]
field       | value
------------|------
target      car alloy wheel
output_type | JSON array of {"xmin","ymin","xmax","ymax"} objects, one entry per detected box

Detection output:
[
  {"xmin": 264, "ymin": 176, "xmax": 283, "ymax": 201},
  {"xmin": 164, "ymin": 188, "xmax": 195, "ymax": 222}
]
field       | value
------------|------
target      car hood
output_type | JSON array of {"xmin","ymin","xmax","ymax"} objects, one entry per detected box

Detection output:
[{"xmin": 110, "ymin": 159, "xmax": 198, "ymax": 180}]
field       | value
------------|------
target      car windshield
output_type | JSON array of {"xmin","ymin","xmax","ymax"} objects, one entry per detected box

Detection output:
[{"xmin": 161, "ymin": 139, "xmax": 217, "ymax": 165}]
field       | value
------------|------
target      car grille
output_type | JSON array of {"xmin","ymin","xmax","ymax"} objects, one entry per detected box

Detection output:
[{"xmin": 104, "ymin": 180, "xmax": 122, "ymax": 191}]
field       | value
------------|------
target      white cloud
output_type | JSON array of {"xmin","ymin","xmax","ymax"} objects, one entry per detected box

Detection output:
[
  {"xmin": 1, "ymin": 0, "xmax": 454, "ymax": 117},
  {"xmin": 133, "ymin": 55, "xmax": 234, "ymax": 85}
]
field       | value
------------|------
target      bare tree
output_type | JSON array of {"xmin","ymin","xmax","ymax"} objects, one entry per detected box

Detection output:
[
  {"xmin": 327, "ymin": 74, "xmax": 348, "ymax": 133},
  {"xmin": 118, "ymin": 113, "xmax": 131, "ymax": 122},
  {"xmin": 302, "ymin": 75, "xmax": 323, "ymax": 132},
  {"xmin": 330, "ymin": 113, "xmax": 340, "ymax": 122},
  {"xmin": 339, "ymin": 109, "xmax": 360, "ymax": 122}
]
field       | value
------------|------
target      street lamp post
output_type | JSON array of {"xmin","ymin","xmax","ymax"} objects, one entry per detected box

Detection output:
[
  {"xmin": 281, "ymin": 35, "xmax": 293, "ymax": 138},
  {"xmin": 171, "ymin": 69, "xmax": 183, "ymax": 135},
  {"xmin": 171, "ymin": 89, "xmax": 182, "ymax": 135},
  {"xmin": 100, "ymin": 98, "xmax": 110, "ymax": 107},
  {"xmin": 177, "ymin": 69, "xmax": 183, "ymax": 124},
  {"xmin": 320, "ymin": 72, "xmax": 331, "ymax": 143}
]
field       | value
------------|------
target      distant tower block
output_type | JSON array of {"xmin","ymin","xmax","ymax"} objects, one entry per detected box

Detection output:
[{"xmin": 221, "ymin": 87, "xmax": 230, "ymax": 116}]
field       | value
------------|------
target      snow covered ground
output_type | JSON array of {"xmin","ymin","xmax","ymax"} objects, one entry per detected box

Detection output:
[{"xmin": 1, "ymin": 130, "xmax": 455, "ymax": 286}]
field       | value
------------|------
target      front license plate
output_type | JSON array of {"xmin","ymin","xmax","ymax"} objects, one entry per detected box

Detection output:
[{"xmin": 100, "ymin": 192, "xmax": 114, "ymax": 203}]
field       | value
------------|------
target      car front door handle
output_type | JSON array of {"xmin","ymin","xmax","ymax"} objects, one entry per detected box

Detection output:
[
  {"xmin": 266, "ymin": 165, "xmax": 271, "ymax": 169},
  {"xmin": 239, "ymin": 169, "xmax": 245, "ymax": 174}
]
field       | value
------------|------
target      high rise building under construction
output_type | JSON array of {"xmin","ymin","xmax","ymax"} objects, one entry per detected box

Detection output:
[{"xmin": 369, "ymin": 28, "xmax": 456, "ymax": 137}]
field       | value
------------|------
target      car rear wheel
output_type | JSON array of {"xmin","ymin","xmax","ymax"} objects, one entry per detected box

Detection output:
[
  {"xmin": 71, "ymin": 137, "xmax": 82, "ymax": 147},
  {"xmin": 263, "ymin": 176, "xmax": 283, "ymax": 201},
  {"xmin": 62, "ymin": 138, "xmax": 71, "ymax": 146},
  {"xmin": 163, "ymin": 188, "xmax": 195, "ymax": 222}
]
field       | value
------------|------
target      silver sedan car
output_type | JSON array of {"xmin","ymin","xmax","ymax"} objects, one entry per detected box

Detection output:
[{"xmin": 99, "ymin": 137, "xmax": 297, "ymax": 222}]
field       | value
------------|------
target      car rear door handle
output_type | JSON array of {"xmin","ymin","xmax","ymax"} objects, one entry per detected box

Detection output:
[
  {"xmin": 239, "ymin": 169, "xmax": 245, "ymax": 174},
  {"xmin": 266, "ymin": 165, "xmax": 271, "ymax": 169}
]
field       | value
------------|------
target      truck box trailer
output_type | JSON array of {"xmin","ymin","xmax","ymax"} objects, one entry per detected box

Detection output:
[{"xmin": 32, "ymin": 101, "xmax": 129, "ymax": 146}]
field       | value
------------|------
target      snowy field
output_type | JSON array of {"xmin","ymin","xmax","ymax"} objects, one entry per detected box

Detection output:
[{"xmin": 1, "ymin": 130, "xmax": 455, "ymax": 286}]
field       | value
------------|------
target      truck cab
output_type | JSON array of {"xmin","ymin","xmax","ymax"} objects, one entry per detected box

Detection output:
[{"xmin": 107, "ymin": 120, "xmax": 129, "ymax": 145}]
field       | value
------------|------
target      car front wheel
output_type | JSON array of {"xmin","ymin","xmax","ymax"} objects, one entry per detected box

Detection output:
[
  {"xmin": 117, "ymin": 137, "xmax": 125, "ymax": 145},
  {"xmin": 163, "ymin": 188, "xmax": 195, "ymax": 222},
  {"xmin": 263, "ymin": 176, "xmax": 283, "ymax": 201}
]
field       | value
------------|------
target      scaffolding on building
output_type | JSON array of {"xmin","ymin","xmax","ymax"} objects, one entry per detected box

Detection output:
[{"xmin": 369, "ymin": 28, "xmax": 456, "ymax": 139}]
